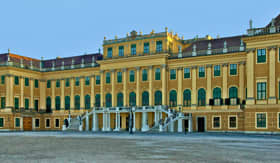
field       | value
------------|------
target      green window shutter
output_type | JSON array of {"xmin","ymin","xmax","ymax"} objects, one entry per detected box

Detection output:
[
  {"xmin": 119, "ymin": 46, "xmax": 124, "ymax": 56},
  {"xmin": 169, "ymin": 90, "xmax": 177, "ymax": 107},
  {"xmin": 56, "ymin": 80, "xmax": 60, "ymax": 88},
  {"xmin": 75, "ymin": 96, "xmax": 80, "ymax": 110},
  {"xmin": 14, "ymin": 98, "xmax": 19, "ymax": 109},
  {"xmin": 131, "ymin": 44, "xmax": 136, "ymax": 55},
  {"xmin": 130, "ymin": 71, "xmax": 135, "ymax": 82},
  {"xmin": 155, "ymin": 68, "xmax": 161, "ymax": 80},
  {"xmin": 85, "ymin": 95, "xmax": 91, "ymax": 109},
  {"xmin": 75, "ymin": 77, "xmax": 80, "ymax": 86},
  {"xmin": 198, "ymin": 88, "xmax": 206, "ymax": 106},
  {"xmin": 1, "ymin": 76, "xmax": 5, "ymax": 84},
  {"xmin": 117, "ymin": 72, "xmax": 122, "ymax": 83},
  {"xmin": 257, "ymin": 113, "xmax": 266, "ymax": 128},
  {"xmin": 106, "ymin": 73, "xmax": 110, "ymax": 84},
  {"xmin": 25, "ymin": 78, "xmax": 29, "ymax": 86},
  {"xmin": 129, "ymin": 92, "xmax": 136, "ymax": 106},
  {"xmin": 257, "ymin": 49, "xmax": 266, "ymax": 63},
  {"xmin": 214, "ymin": 65, "xmax": 220, "ymax": 76},
  {"xmin": 107, "ymin": 47, "xmax": 113, "ymax": 58},
  {"xmin": 144, "ymin": 42, "xmax": 149, "ymax": 54},
  {"xmin": 65, "ymin": 96, "xmax": 70, "ymax": 110},
  {"xmin": 1, "ymin": 97, "xmax": 5, "ymax": 109},
  {"xmin": 55, "ymin": 96, "xmax": 60, "ymax": 110},
  {"xmin": 14, "ymin": 76, "xmax": 19, "ymax": 85},
  {"xmin": 95, "ymin": 94, "xmax": 100, "ymax": 107},
  {"xmin": 142, "ymin": 69, "xmax": 148, "ymax": 81},
  {"xmin": 117, "ymin": 93, "xmax": 123, "ymax": 107},
  {"xmin": 34, "ymin": 79, "xmax": 39, "ymax": 88},
  {"xmin": 85, "ymin": 77, "xmax": 90, "ymax": 86},
  {"xmin": 230, "ymin": 64, "xmax": 237, "ymax": 75},
  {"xmin": 183, "ymin": 89, "xmax": 191, "ymax": 106},
  {"xmin": 34, "ymin": 100, "xmax": 39, "ymax": 111},
  {"xmin": 170, "ymin": 69, "xmax": 176, "ymax": 80},
  {"xmin": 0, "ymin": 118, "xmax": 3, "ymax": 127},
  {"xmin": 156, "ymin": 41, "xmax": 162, "ymax": 52},
  {"xmin": 105, "ymin": 93, "xmax": 112, "ymax": 107},
  {"xmin": 213, "ymin": 88, "xmax": 221, "ymax": 99},
  {"xmin": 24, "ymin": 99, "xmax": 29, "ymax": 110},
  {"xmin": 199, "ymin": 67, "xmax": 205, "ymax": 78},
  {"xmin": 229, "ymin": 87, "xmax": 238, "ymax": 98},
  {"xmin": 96, "ymin": 76, "xmax": 100, "ymax": 85},
  {"xmin": 47, "ymin": 80, "xmax": 51, "ymax": 88},
  {"xmin": 65, "ymin": 79, "xmax": 70, "ymax": 87}
]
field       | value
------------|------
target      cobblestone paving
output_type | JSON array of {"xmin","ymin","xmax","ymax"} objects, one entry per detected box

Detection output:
[{"xmin": 0, "ymin": 132, "xmax": 279, "ymax": 163}]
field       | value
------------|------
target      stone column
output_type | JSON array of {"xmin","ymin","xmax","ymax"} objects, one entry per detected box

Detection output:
[
  {"xmin": 239, "ymin": 61, "xmax": 245, "ymax": 102},
  {"xmin": 191, "ymin": 66, "xmax": 197, "ymax": 109},
  {"xmin": 136, "ymin": 67, "xmax": 140, "ymax": 106},
  {"xmin": 90, "ymin": 75, "xmax": 95, "ymax": 108},
  {"xmin": 141, "ymin": 107, "xmax": 148, "ymax": 131},
  {"xmin": 39, "ymin": 80, "xmax": 46, "ymax": 110},
  {"xmin": 188, "ymin": 114, "xmax": 193, "ymax": 132},
  {"xmin": 149, "ymin": 66, "xmax": 153, "ymax": 106},
  {"xmin": 20, "ymin": 77, "xmax": 24, "ymax": 109},
  {"xmin": 102, "ymin": 111, "xmax": 106, "ymax": 131},
  {"xmin": 80, "ymin": 77, "xmax": 85, "ymax": 109},
  {"xmin": 222, "ymin": 63, "xmax": 228, "ymax": 106},
  {"xmin": 177, "ymin": 67, "xmax": 183, "ymax": 106},
  {"xmin": 177, "ymin": 113, "xmax": 183, "ymax": 132},
  {"xmin": 70, "ymin": 78, "xmax": 74, "ymax": 110},
  {"xmin": 107, "ymin": 112, "xmax": 111, "ymax": 131},
  {"xmin": 114, "ymin": 110, "xmax": 120, "ymax": 131},
  {"xmin": 133, "ymin": 111, "xmax": 136, "ymax": 132},
  {"xmin": 246, "ymin": 49, "xmax": 255, "ymax": 104},
  {"xmin": 268, "ymin": 47, "xmax": 277, "ymax": 104},
  {"xmin": 100, "ymin": 71, "xmax": 104, "ymax": 107},
  {"xmin": 85, "ymin": 111, "xmax": 89, "ymax": 131},
  {"xmin": 123, "ymin": 69, "xmax": 127, "ymax": 106},
  {"xmin": 30, "ymin": 79, "xmax": 34, "ymax": 109},
  {"xmin": 162, "ymin": 64, "xmax": 167, "ymax": 105},
  {"xmin": 92, "ymin": 111, "xmax": 98, "ymax": 131},
  {"xmin": 168, "ymin": 112, "xmax": 174, "ymax": 132},
  {"xmin": 206, "ymin": 64, "xmax": 212, "ymax": 108},
  {"xmin": 61, "ymin": 79, "xmax": 65, "ymax": 110},
  {"xmin": 51, "ymin": 80, "xmax": 55, "ymax": 110},
  {"xmin": 111, "ymin": 70, "xmax": 115, "ymax": 107}
]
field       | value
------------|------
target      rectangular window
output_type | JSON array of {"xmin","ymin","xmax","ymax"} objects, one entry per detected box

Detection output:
[
  {"xmin": 170, "ymin": 69, "xmax": 176, "ymax": 80},
  {"xmin": 256, "ymin": 113, "xmax": 266, "ymax": 128},
  {"xmin": 257, "ymin": 82, "xmax": 266, "ymax": 100},
  {"xmin": 130, "ymin": 71, "xmax": 135, "ymax": 82},
  {"xmin": 34, "ymin": 79, "xmax": 39, "ymax": 88},
  {"xmin": 144, "ymin": 42, "xmax": 149, "ymax": 54},
  {"xmin": 0, "ymin": 118, "xmax": 4, "ymax": 127},
  {"xmin": 1, "ymin": 97, "xmax": 5, "ymax": 109},
  {"xmin": 131, "ymin": 44, "xmax": 136, "ymax": 55},
  {"xmin": 1, "ymin": 75, "xmax": 5, "ymax": 84},
  {"xmin": 75, "ymin": 77, "xmax": 80, "ymax": 86},
  {"xmin": 15, "ymin": 118, "xmax": 20, "ymax": 127},
  {"xmin": 199, "ymin": 67, "xmax": 205, "ymax": 78},
  {"xmin": 155, "ymin": 68, "xmax": 161, "ymax": 80},
  {"xmin": 34, "ymin": 100, "xmax": 39, "ymax": 111},
  {"xmin": 106, "ymin": 72, "xmax": 110, "ymax": 84},
  {"xmin": 25, "ymin": 78, "xmax": 29, "ymax": 86},
  {"xmin": 184, "ymin": 68, "xmax": 190, "ymax": 79},
  {"xmin": 35, "ymin": 119, "xmax": 40, "ymax": 128},
  {"xmin": 55, "ymin": 119, "xmax": 60, "ymax": 128},
  {"xmin": 278, "ymin": 113, "xmax": 280, "ymax": 129},
  {"xmin": 117, "ymin": 72, "xmax": 122, "ymax": 83},
  {"xmin": 14, "ymin": 97, "xmax": 19, "ymax": 109},
  {"xmin": 229, "ymin": 116, "xmax": 237, "ymax": 128},
  {"xmin": 96, "ymin": 75, "xmax": 100, "ymax": 85},
  {"xmin": 119, "ymin": 46, "xmax": 124, "ymax": 56},
  {"xmin": 65, "ymin": 78, "xmax": 70, "ymax": 87},
  {"xmin": 14, "ymin": 76, "xmax": 19, "ymax": 85},
  {"xmin": 56, "ymin": 80, "xmax": 60, "ymax": 88},
  {"xmin": 230, "ymin": 64, "xmax": 237, "ymax": 75},
  {"xmin": 85, "ymin": 77, "xmax": 90, "ymax": 86},
  {"xmin": 107, "ymin": 47, "xmax": 112, "ymax": 58},
  {"xmin": 257, "ymin": 49, "xmax": 266, "ymax": 63},
  {"xmin": 142, "ymin": 69, "xmax": 148, "ymax": 81},
  {"xmin": 156, "ymin": 41, "xmax": 162, "ymax": 53},
  {"xmin": 213, "ymin": 116, "xmax": 220, "ymax": 128},
  {"xmin": 45, "ymin": 119, "xmax": 50, "ymax": 128},
  {"xmin": 47, "ymin": 80, "xmax": 51, "ymax": 88},
  {"xmin": 214, "ymin": 65, "xmax": 220, "ymax": 76},
  {"xmin": 24, "ymin": 98, "xmax": 29, "ymax": 110}
]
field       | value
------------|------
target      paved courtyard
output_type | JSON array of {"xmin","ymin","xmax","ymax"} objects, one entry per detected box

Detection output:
[{"xmin": 0, "ymin": 132, "xmax": 279, "ymax": 163}]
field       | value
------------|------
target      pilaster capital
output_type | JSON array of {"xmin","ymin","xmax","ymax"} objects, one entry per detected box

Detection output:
[
  {"xmin": 176, "ymin": 67, "xmax": 183, "ymax": 70},
  {"xmin": 267, "ymin": 45, "xmax": 278, "ymax": 51},
  {"xmin": 238, "ymin": 61, "xmax": 246, "ymax": 65},
  {"xmin": 148, "ymin": 66, "xmax": 153, "ymax": 70},
  {"xmin": 191, "ymin": 66, "xmax": 197, "ymax": 69},
  {"xmin": 110, "ymin": 69, "xmax": 115, "ymax": 73},
  {"xmin": 246, "ymin": 48, "xmax": 256, "ymax": 53},
  {"xmin": 206, "ymin": 64, "xmax": 212, "ymax": 68},
  {"xmin": 122, "ymin": 68, "xmax": 127, "ymax": 72},
  {"xmin": 136, "ymin": 66, "xmax": 140, "ymax": 71},
  {"xmin": 161, "ymin": 64, "xmax": 167, "ymax": 68},
  {"xmin": 222, "ymin": 63, "xmax": 229, "ymax": 67},
  {"xmin": 100, "ymin": 70, "xmax": 104, "ymax": 73}
]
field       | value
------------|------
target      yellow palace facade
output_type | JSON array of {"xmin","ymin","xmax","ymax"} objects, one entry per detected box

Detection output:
[{"xmin": 0, "ymin": 14, "xmax": 280, "ymax": 133}]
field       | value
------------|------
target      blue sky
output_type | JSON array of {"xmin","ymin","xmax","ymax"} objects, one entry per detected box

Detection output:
[{"xmin": 0, "ymin": 0, "xmax": 279, "ymax": 59}]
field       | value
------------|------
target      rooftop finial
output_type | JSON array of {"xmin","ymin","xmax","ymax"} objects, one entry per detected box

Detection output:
[
  {"xmin": 249, "ymin": 19, "xmax": 253, "ymax": 29},
  {"xmin": 98, "ymin": 48, "xmax": 101, "ymax": 54},
  {"xmin": 8, "ymin": 48, "xmax": 10, "ymax": 54},
  {"xmin": 165, "ymin": 27, "xmax": 168, "ymax": 32}
]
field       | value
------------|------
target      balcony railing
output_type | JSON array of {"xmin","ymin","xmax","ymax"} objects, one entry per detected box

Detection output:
[
  {"xmin": 247, "ymin": 26, "xmax": 280, "ymax": 36},
  {"xmin": 103, "ymin": 50, "xmax": 170, "ymax": 60}
]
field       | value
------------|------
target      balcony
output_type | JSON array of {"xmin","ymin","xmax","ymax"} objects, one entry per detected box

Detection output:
[
  {"xmin": 103, "ymin": 50, "xmax": 170, "ymax": 60},
  {"xmin": 247, "ymin": 26, "xmax": 280, "ymax": 36}
]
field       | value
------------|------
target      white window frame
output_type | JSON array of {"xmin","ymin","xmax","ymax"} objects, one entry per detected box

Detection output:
[
  {"xmin": 255, "ymin": 112, "xmax": 267, "ymax": 129},
  {"xmin": 14, "ymin": 117, "xmax": 22, "ymax": 128},
  {"xmin": 45, "ymin": 118, "xmax": 51, "ymax": 128},
  {"xmin": 54, "ymin": 118, "xmax": 60, "ymax": 128},
  {"xmin": 228, "ymin": 115, "xmax": 238, "ymax": 129},
  {"xmin": 34, "ymin": 118, "xmax": 40, "ymax": 128},
  {"xmin": 0, "ymin": 117, "xmax": 4, "ymax": 128},
  {"xmin": 212, "ymin": 116, "xmax": 221, "ymax": 129}
]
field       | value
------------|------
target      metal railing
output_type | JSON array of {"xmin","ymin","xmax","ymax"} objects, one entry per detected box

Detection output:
[{"xmin": 247, "ymin": 26, "xmax": 280, "ymax": 36}]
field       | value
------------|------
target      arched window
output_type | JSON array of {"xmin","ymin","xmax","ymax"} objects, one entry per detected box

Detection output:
[
  {"xmin": 213, "ymin": 87, "xmax": 221, "ymax": 105},
  {"xmin": 95, "ymin": 94, "xmax": 100, "ymax": 107},
  {"xmin": 85, "ymin": 95, "xmax": 91, "ymax": 109},
  {"xmin": 183, "ymin": 89, "xmax": 191, "ymax": 106},
  {"xmin": 55, "ymin": 96, "xmax": 60, "ymax": 110},
  {"xmin": 46, "ymin": 96, "xmax": 51, "ymax": 112},
  {"xmin": 105, "ymin": 93, "xmax": 112, "ymax": 107},
  {"xmin": 229, "ymin": 87, "xmax": 238, "ymax": 105},
  {"xmin": 117, "ymin": 92, "xmax": 123, "ymax": 107},
  {"xmin": 154, "ymin": 90, "xmax": 162, "ymax": 105},
  {"xmin": 198, "ymin": 88, "xmax": 206, "ymax": 106},
  {"xmin": 129, "ymin": 92, "xmax": 136, "ymax": 106},
  {"xmin": 169, "ymin": 90, "xmax": 177, "ymax": 107},
  {"xmin": 75, "ymin": 95, "xmax": 80, "ymax": 110},
  {"xmin": 142, "ymin": 91, "xmax": 149, "ymax": 106},
  {"xmin": 65, "ymin": 96, "xmax": 70, "ymax": 110}
]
